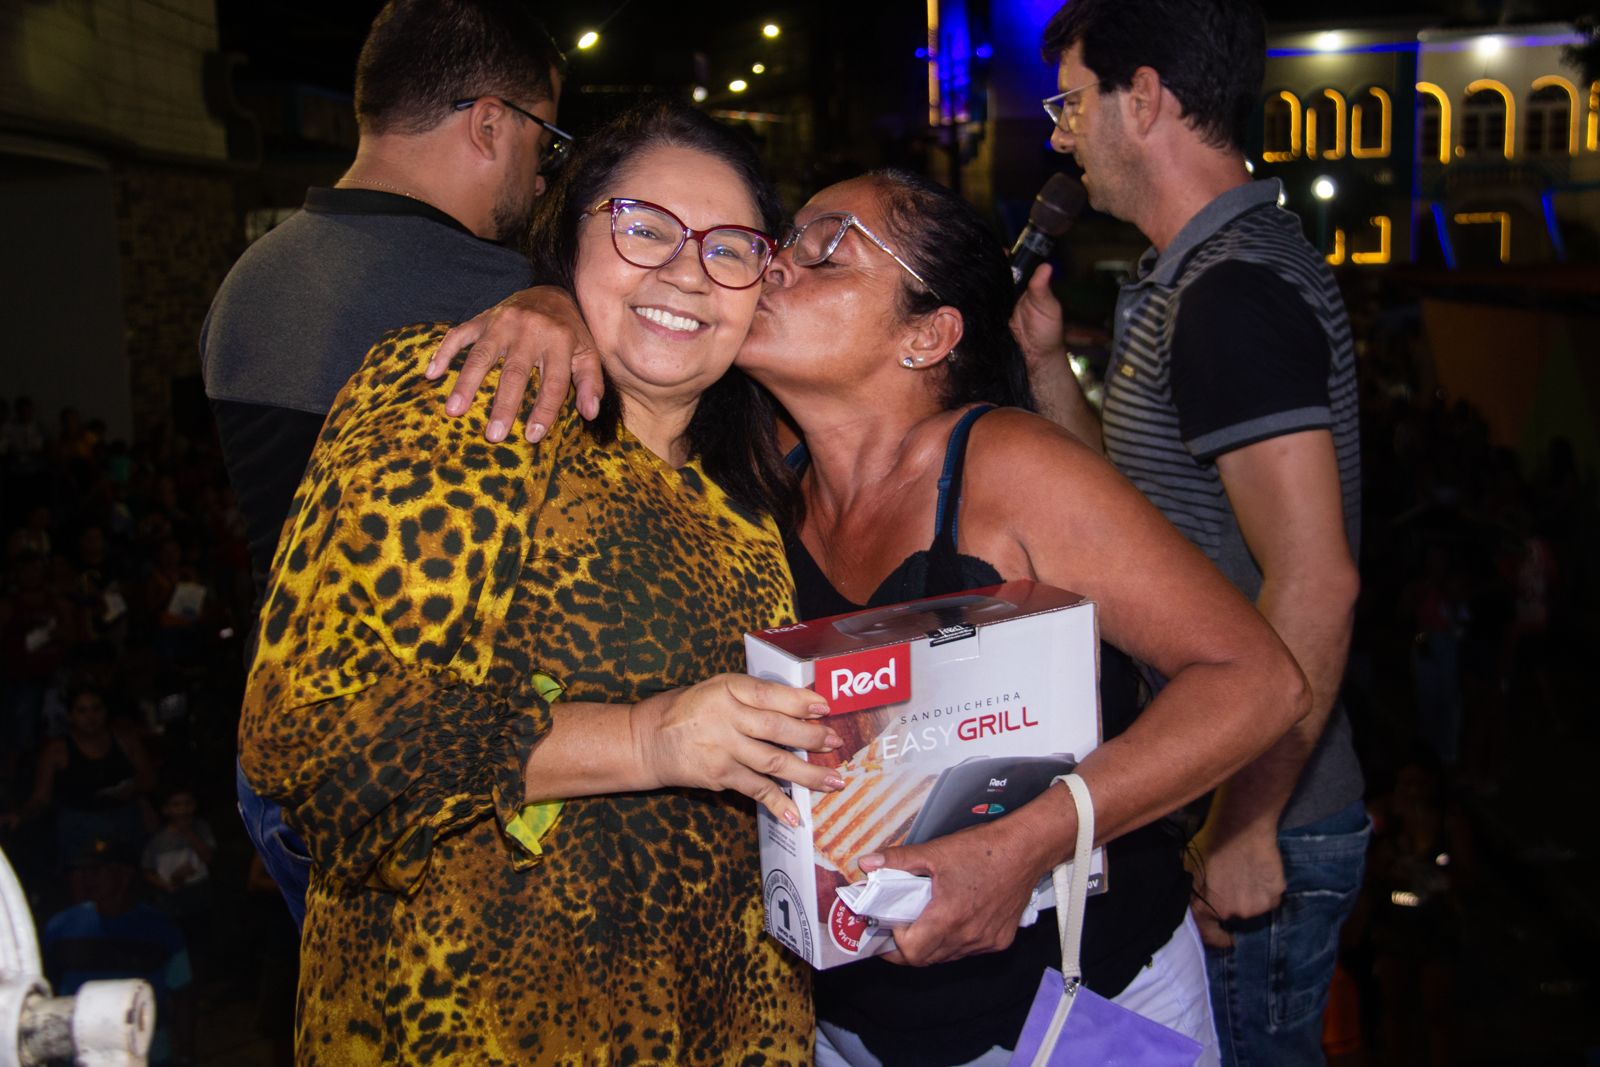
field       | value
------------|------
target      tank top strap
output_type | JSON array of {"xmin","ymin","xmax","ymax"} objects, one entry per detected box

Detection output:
[{"xmin": 931, "ymin": 404, "xmax": 996, "ymax": 550}]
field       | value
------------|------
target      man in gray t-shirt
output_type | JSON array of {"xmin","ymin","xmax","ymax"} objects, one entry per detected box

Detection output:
[
  {"xmin": 1015, "ymin": 2, "xmax": 1369, "ymax": 1064},
  {"xmin": 203, "ymin": 190, "xmax": 537, "ymax": 590},
  {"xmin": 203, "ymin": 0, "xmax": 571, "ymax": 593}
]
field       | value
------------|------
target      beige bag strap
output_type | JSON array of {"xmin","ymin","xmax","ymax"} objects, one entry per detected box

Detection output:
[
  {"xmin": 1049, "ymin": 772, "xmax": 1094, "ymax": 984},
  {"xmin": 1027, "ymin": 773, "xmax": 1096, "ymax": 1067}
]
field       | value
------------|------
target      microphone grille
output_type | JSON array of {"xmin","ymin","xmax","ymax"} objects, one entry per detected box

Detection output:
[{"xmin": 1029, "ymin": 174, "xmax": 1087, "ymax": 237}]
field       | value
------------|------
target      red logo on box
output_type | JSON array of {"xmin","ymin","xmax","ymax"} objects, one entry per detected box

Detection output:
[
  {"xmin": 816, "ymin": 644, "xmax": 911, "ymax": 715},
  {"xmin": 829, "ymin": 896, "xmax": 869, "ymax": 954}
]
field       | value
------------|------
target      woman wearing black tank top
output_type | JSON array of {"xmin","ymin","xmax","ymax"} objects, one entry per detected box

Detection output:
[
  {"xmin": 13, "ymin": 684, "xmax": 155, "ymax": 865},
  {"xmin": 737, "ymin": 170, "xmax": 1310, "ymax": 1066}
]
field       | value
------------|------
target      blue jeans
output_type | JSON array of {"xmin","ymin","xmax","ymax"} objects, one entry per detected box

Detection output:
[
  {"xmin": 236, "ymin": 760, "xmax": 310, "ymax": 932},
  {"xmin": 1205, "ymin": 799, "xmax": 1370, "ymax": 1067}
]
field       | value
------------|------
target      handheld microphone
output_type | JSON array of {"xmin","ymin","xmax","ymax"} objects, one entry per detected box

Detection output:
[{"xmin": 1009, "ymin": 174, "xmax": 1087, "ymax": 289}]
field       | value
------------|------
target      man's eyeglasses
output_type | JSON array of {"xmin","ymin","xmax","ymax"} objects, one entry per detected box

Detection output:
[
  {"xmin": 591, "ymin": 198, "xmax": 776, "ymax": 290},
  {"xmin": 778, "ymin": 213, "xmax": 942, "ymax": 299},
  {"xmin": 1042, "ymin": 80, "xmax": 1101, "ymax": 129},
  {"xmin": 452, "ymin": 96, "xmax": 575, "ymax": 175}
]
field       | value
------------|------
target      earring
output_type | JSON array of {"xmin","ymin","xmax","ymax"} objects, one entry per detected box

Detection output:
[
  {"xmin": 901, "ymin": 356, "xmax": 915, "ymax": 368},
  {"xmin": 945, "ymin": 349, "xmax": 958, "ymax": 363}
]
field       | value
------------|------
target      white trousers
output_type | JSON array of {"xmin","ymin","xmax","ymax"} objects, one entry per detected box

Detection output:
[{"xmin": 814, "ymin": 911, "xmax": 1222, "ymax": 1067}]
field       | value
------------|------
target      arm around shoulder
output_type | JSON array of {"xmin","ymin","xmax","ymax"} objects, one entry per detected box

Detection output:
[{"xmin": 240, "ymin": 323, "xmax": 566, "ymax": 892}]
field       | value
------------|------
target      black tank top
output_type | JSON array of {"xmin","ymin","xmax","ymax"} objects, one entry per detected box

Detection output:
[
  {"xmin": 56, "ymin": 732, "xmax": 137, "ymax": 812},
  {"xmin": 788, "ymin": 405, "xmax": 1192, "ymax": 1066}
]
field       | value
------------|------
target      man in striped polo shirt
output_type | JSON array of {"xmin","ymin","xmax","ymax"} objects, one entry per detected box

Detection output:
[{"xmin": 1016, "ymin": 1, "xmax": 1368, "ymax": 1063}]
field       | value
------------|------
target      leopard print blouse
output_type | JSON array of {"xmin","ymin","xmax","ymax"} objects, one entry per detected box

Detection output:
[{"xmin": 239, "ymin": 322, "xmax": 810, "ymax": 1065}]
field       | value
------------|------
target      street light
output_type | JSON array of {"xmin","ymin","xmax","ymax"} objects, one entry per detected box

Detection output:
[
  {"xmin": 751, "ymin": 62, "xmax": 766, "ymax": 74},
  {"xmin": 762, "ymin": 23, "xmax": 780, "ymax": 38},
  {"xmin": 729, "ymin": 79, "xmax": 748, "ymax": 93},
  {"xmin": 577, "ymin": 30, "xmax": 598, "ymax": 50},
  {"xmin": 692, "ymin": 86, "xmax": 708, "ymax": 103},
  {"xmin": 1311, "ymin": 177, "xmax": 1335, "ymax": 254}
]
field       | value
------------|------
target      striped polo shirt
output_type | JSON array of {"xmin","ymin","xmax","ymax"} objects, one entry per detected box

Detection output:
[{"xmin": 1102, "ymin": 178, "xmax": 1363, "ymax": 828}]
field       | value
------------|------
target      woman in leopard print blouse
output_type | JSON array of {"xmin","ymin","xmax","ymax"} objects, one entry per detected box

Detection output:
[{"xmin": 239, "ymin": 102, "xmax": 833, "ymax": 1065}]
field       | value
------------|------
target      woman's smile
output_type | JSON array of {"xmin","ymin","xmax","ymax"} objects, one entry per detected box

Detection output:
[{"xmin": 632, "ymin": 304, "xmax": 707, "ymax": 334}]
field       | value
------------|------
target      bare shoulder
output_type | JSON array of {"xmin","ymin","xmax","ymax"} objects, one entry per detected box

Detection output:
[{"xmin": 963, "ymin": 406, "xmax": 1113, "ymax": 484}]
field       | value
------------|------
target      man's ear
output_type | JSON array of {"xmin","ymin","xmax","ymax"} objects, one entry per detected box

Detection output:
[
  {"xmin": 462, "ymin": 97, "xmax": 511, "ymax": 162},
  {"xmin": 1126, "ymin": 65, "xmax": 1165, "ymax": 136},
  {"xmin": 899, "ymin": 305, "xmax": 964, "ymax": 370}
]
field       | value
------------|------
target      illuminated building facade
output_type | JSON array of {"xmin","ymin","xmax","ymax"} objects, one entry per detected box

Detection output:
[{"xmin": 1257, "ymin": 23, "xmax": 1599, "ymax": 268}]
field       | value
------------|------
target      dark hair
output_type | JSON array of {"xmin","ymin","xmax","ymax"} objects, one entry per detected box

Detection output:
[
  {"xmin": 1041, "ymin": 0, "xmax": 1265, "ymax": 152},
  {"xmin": 867, "ymin": 169, "xmax": 1035, "ymax": 413},
  {"xmin": 355, "ymin": 0, "xmax": 566, "ymax": 136},
  {"xmin": 158, "ymin": 782, "xmax": 198, "ymax": 806},
  {"xmin": 525, "ymin": 99, "xmax": 796, "ymax": 525},
  {"xmin": 65, "ymin": 679, "xmax": 108, "ymax": 710}
]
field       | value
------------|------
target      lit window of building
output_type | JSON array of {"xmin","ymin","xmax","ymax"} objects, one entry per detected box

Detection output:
[
  {"xmin": 1523, "ymin": 85, "xmax": 1569, "ymax": 155},
  {"xmin": 1461, "ymin": 88, "xmax": 1506, "ymax": 158}
]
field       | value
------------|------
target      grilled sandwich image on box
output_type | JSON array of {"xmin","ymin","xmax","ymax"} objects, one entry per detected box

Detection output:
[{"xmin": 744, "ymin": 580, "xmax": 1105, "ymax": 969}]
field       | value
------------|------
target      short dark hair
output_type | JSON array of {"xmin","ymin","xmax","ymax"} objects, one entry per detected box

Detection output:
[
  {"xmin": 355, "ymin": 0, "xmax": 565, "ymax": 136},
  {"xmin": 868, "ymin": 169, "xmax": 1035, "ymax": 413},
  {"xmin": 525, "ymin": 99, "xmax": 796, "ymax": 526},
  {"xmin": 1041, "ymin": 0, "xmax": 1265, "ymax": 151}
]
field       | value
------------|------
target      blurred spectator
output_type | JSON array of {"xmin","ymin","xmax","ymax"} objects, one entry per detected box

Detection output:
[
  {"xmin": 143, "ymin": 783, "xmax": 215, "ymax": 979},
  {"xmin": 71, "ymin": 523, "xmax": 131, "ymax": 654},
  {"xmin": 144, "ymin": 537, "xmax": 213, "ymax": 665},
  {"xmin": 8, "ymin": 503, "xmax": 52, "ymax": 559},
  {"xmin": 1365, "ymin": 757, "xmax": 1471, "ymax": 1066},
  {"xmin": 13, "ymin": 683, "xmax": 155, "ymax": 864},
  {"xmin": 0, "ymin": 553, "xmax": 81, "ymax": 774},
  {"xmin": 2, "ymin": 394, "xmax": 45, "ymax": 468},
  {"xmin": 42, "ymin": 836, "xmax": 195, "ymax": 1066},
  {"xmin": 143, "ymin": 785, "xmax": 214, "ymax": 899},
  {"xmin": 1403, "ymin": 544, "xmax": 1467, "ymax": 768}
]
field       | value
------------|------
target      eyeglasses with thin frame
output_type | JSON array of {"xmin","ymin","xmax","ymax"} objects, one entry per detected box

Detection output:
[
  {"xmin": 452, "ymin": 96, "xmax": 575, "ymax": 175},
  {"xmin": 778, "ymin": 213, "xmax": 942, "ymax": 299},
  {"xmin": 591, "ymin": 198, "xmax": 776, "ymax": 290},
  {"xmin": 1042, "ymin": 80, "xmax": 1101, "ymax": 129}
]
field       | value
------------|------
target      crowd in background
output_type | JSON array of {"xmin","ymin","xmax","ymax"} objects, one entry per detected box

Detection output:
[
  {"xmin": 0, "ymin": 393, "xmax": 295, "ymax": 1066},
  {"xmin": 0, "ymin": 279, "xmax": 1594, "ymax": 1065}
]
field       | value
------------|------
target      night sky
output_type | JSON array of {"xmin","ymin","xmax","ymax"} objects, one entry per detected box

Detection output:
[
  {"xmin": 218, "ymin": 0, "xmax": 808, "ymax": 94},
  {"xmin": 217, "ymin": 0, "xmax": 1594, "ymax": 96}
]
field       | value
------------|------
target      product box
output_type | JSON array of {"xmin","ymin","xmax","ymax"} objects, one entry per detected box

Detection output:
[{"xmin": 744, "ymin": 580, "xmax": 1105, "ymax": 969}]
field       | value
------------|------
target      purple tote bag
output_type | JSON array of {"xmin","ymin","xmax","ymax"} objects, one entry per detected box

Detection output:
[{"xmin": 1007, "ymin": 774, "xmax": 1202, "ymax": 1067}]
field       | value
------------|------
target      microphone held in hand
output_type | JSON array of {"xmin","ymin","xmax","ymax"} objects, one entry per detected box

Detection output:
[{"xmin": 1009, "ymin": 174, "xmax": 1088, "ymax": 290}]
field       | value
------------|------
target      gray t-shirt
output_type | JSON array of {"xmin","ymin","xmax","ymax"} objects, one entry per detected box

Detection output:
[
  {"xmin": 1103, "ymin": 179, "xmax": 1363, "ymax": 829},
  {"xmin": 201, "ymin": 188, "xmax": 534, "ymax": 585}
]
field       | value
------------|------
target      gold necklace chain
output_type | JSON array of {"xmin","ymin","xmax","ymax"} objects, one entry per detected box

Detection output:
[{"xmin": 339, "ymin": 176, "xmax": 429, "ymax": 203}]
